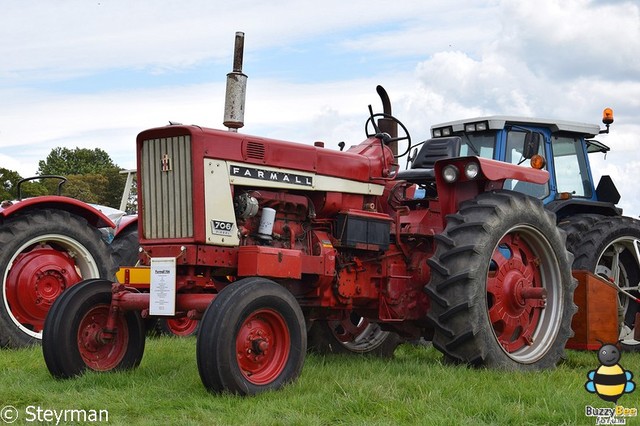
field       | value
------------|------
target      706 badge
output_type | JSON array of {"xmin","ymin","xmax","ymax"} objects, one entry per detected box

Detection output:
[{"xmin": 211, "ymin": 220, "xmax": 234, "ymax": 236}]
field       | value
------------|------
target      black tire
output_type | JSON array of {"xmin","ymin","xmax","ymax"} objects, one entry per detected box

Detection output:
[
  {"xmin": 111, "ymin": 227, "xmax": 139, "ymax": 267},
  {"xmin": 307, "ymin": 314, "xmax": 401, "ymax": 357},
  {"xmin": 425, "ymin": 190, "xmax": 576, "ymax": 369},
  {"xmin": 196, "ymin": 277, "xmax": 306, "ymax": 395},
  {"xmin": 568, "ymin": 216, "xmax": 640, "ymax": 351},
  {"xmin": 557, "ymin": 214, "xmax": 603, "ymax": 248},
  {"xmin": 0, "ymin": 209, "xmax": 117, "ymax": 348},
  {"xmin": 43, "ymin": 279, "xmax": 145, "ymax": 378}
]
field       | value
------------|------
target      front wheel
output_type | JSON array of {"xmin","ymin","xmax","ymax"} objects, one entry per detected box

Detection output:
[
  {"xmin": 43, "ymin": 279, "xmax": 145, "ymax": 378},
  {"xmin": 196, "ymin": 277, "xmax": 306, "ymax": 395},
  {"xmin": 425, "ymin": 191, "xmax": 576, "ymax": 369}
]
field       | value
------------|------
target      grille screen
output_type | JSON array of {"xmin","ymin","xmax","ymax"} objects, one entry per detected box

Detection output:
[{"xmin": 141, "ymin": 135, "xmax": 193, "ymax": 239}]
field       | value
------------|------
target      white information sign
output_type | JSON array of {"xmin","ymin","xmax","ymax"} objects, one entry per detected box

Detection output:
[{"xmin": 149, "ymin": 257, "xmax": 176, "ymax": 316}]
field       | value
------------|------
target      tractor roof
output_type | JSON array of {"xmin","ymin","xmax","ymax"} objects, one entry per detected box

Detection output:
[{"xmin": 431, "ymin": 116, "xmax": 601, "ymax": 138}]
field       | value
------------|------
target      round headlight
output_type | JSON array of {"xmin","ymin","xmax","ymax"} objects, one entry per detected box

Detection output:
[
  {"xmin": 465, "ymin": 162, "xmax": 480, "ymax": 179},
  {"xmin": 442, "ymin": 165, "xmax": 459, "ymax": 183}
]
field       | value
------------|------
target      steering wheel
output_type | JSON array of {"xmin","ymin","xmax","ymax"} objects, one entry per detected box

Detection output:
[{"xmin": 364, "ymin": 112, "xmax": 412, "ymax": 158}]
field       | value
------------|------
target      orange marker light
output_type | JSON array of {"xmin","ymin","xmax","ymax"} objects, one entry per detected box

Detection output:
[
  {"xmin": 602, "ymin": 107, "xmax": 614, "ymax": 125},
  {"xmin": 530, "ymin": 154, "xmax": 546, "ymax": 170}
]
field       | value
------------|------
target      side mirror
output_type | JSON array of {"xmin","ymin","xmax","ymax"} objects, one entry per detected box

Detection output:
[{"xmin": 523, "ymin": 132, "xmax": 541, "ymax": 159}]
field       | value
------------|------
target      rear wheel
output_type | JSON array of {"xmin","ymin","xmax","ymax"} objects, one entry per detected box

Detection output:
[
  {"xmin": 43, "ymin": 279, "xmax": 145, "ymax": 378},
  {"xmin": 196, "ymin": 277, "xmax": 306, "ymax": 395},
  {"xmin": 0, "ymin": 209, "xmax": 116, "ymax": 348},
  {"xmin": 568, "ymin": 216, "xmax": 640, "ymax": 350},
  {"xmin": 425, "ymin": 191, "xmax": 576, "ymax": 369},
  {"xmin": 307, "ymin": 314, "xmax": 400, "ymax": 357}
]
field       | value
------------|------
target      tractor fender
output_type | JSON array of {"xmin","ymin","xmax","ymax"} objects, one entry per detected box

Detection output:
[
  {"xmin": 114, "ymin": 214, "xmax": 138, "ymax": 237},
  {"xmin": 473, "ymin": 157, "xmax": 548, "ymax": 185},
  {"xmin": 434, "ymin": 156, "xmax": 549, "ymax": 220},
  {"xmin": 0, "ymin": 196, "xmax": 116, "ymax": 229}
]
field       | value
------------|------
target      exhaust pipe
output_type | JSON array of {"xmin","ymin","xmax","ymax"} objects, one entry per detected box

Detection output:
[{"xmin": 223, "ymin": 31, "xmax": 247, "ymax": 131}]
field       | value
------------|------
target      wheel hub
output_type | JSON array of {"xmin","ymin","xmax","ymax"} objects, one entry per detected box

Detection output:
[
  {"xmin": 236, "ymin": 309, "xmax": 290, "ymax": 385},
  {"xmin": 488, "ymin": 234, "xmax": 545, "ymax": 352},
  {"xmin": 77, "ymin": 305, "xmax": 128, "ymax": 371},
  {"xmin": 6, "ymin": 246, "xmax": 82, "ymax": 331}
]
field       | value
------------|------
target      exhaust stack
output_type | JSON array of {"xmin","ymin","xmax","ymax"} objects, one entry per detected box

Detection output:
[{"xmin": 223, "ymin": 31, "xmax": 247, "ymax": 131}]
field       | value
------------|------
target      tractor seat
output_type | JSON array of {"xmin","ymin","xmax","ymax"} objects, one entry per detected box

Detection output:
[{"xmin": 397, "ymin": 136, "xmax": 462, "ymax": 183}]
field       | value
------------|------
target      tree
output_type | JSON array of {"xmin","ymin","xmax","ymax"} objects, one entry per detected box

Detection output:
[
  {"xmin": 37, "ymin": 147, "xmax": 118, "ymax": 176},
  {"xmin": 0, "ymin": 168, "xmax": 48, "ymax": 201},
  {"xmin": 37, "ymin": 147, "xmax": 126, "ymax": 208}
]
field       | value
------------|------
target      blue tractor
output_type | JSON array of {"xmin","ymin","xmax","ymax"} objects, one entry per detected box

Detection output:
[{"xmin": 412, "ymin": 108, "xmax": 640, "ymax": 349}]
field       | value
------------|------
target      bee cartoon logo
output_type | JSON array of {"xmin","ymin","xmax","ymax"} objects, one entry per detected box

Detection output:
[{"xmin": 585, "ymin": 342, "xmax": 635, "ymax": 403}]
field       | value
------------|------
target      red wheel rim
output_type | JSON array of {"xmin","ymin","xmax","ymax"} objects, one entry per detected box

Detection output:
[
  {"xmin": 330, "ymin": 313, "xmax": 368, "ymax": 343},
  {"xmin": 487, "ymin": 233, "xmax": 546, "ymax": 353},
  {"xmin": 77, "ymin": 304, "xmax": 129, "ymax": 371},
  {"xmin": 236, "ymin": 308, "xmax": 290, "ymax": 385},
  {"xmin": 6, "ymin": 245, "xmax": 83, "ymax": 332},
  {"xmin": 165, "ymin": 317, "xmax": 198, "ymax": 336}
]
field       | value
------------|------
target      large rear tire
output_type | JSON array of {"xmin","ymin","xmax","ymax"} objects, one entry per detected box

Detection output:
[
  {"xmin": 425, "ymin": 191, "xmax": 576, "ymax": 369},
  {"xmin": 0, "ymin": 209, "xmax": 117, "ymax": 348},
  {"xmin": 567, "ymin": 216, "xmax": 640, "ymax": 350},
  {"xmin": 196, "ymin": 277, "xmax": 306, "ymax": 395},
  {"xmin": 43, "ymin": 279, "xmax": 145, "ymax": 378}
]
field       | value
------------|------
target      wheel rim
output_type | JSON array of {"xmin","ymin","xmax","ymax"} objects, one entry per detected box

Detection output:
[
  {"xmin": 594, "ymin": 236, "xmax": 640, "ymax": 346},
  {"xmin": 164, "ymin": 317, "xmax": 198, "ymax": 336},
  {"xmin": 236, "ymin": 308, "xmax": 290, "ymax": 385},
  {"xmin": 3, "ymin": 234, "xmax": 100, "ymax": 339},
  {"xmin": 486, "ymin": 226, "xmax": 563, "ymax": 363},
  {"xmin": 77, "ymin": 304, "xmax": 129, "ymax": 371},
  {"xmin": 328, "ymin": 313, "xmax": 389, "ymax": 353}
]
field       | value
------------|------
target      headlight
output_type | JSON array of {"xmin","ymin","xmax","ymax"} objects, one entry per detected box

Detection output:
[
  {"xmin": 433, "ymin": 129, "xmax": 442, "ymax": 137},
  {"xmin": 465, "ymin": 162, "xmax": 480, "ymax": 179},
  {"xmin": 442, "ymin": 165, "xmax": 459, "ymax": 183}
]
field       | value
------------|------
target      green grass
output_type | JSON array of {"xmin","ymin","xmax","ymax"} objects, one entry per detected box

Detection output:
[{"xmin": 1, "ymin": 338, "xmax": 638, "ymax": 425}]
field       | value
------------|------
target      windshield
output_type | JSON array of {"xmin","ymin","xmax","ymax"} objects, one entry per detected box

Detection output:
[{"xmin": 459, "ymin": 132, "xmax": 495, "ymax": 159}]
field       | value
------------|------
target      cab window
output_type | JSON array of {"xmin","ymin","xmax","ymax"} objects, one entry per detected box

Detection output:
[{"xmin": 504, "ymin": 130, "xmax": 549, "ymax": 198}]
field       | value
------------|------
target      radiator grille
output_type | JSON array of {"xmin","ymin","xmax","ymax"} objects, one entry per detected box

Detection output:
[{"xmin": 141, "ymin": 135, "xmax": 193, "ymax": 239}]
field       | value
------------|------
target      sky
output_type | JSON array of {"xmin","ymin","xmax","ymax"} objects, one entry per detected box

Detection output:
[{"xmin": 1, "ymin": 0, "xmax": 639, "ymax": 215}]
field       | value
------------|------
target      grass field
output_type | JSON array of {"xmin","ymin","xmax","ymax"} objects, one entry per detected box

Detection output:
[{"xmin": 1, "ymin": 337, "xmax": 639, "ymax": 425}]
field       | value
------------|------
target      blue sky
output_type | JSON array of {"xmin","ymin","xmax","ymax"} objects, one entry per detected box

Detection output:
[{"xmin": 1, "ymin": 0, "xmax": 639, "ymax": 214}]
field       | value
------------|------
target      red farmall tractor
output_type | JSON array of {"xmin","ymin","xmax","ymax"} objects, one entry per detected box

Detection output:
[
  {"xmin": 41, "ymin": 36, "xmax": 577, "ymax": 394},
  {"xmin": 0, "ymin": 175, "xmax": 139, "ymax": 348}
]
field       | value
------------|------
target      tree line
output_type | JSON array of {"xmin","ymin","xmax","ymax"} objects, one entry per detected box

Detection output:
[{"xmin": 0, "ymin": 147, "xmax": 134, "ymax": 211}]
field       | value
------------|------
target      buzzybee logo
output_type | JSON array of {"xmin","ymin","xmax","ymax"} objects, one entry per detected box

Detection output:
[{"xmin": 584, "ymin": 341, "xmax": 638, "ymax": 424}]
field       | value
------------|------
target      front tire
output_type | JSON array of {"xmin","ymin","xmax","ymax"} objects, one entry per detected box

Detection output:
[
  {"xmin": 42, "ymin": 279, "xmax": 145, "ymax": 378},
  {"xmin": 425, "ymin": 191, "xmax": 576, "ymax": 369},
  {"xmin": 0, "ymin": 209, "xmax": 117, "ymax": 348},
  {"xmin": 196, "ymin": 277, "xmax": 306, "ymax": 395}
]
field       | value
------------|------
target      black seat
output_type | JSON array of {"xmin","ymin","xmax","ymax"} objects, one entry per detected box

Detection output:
[{"xmin": 397, "ymin": 136, "xmax": 462, "ymax": 183}]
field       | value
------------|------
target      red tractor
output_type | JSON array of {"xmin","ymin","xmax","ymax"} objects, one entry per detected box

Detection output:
[
  {"xmin": 42, "ymin": 93, "xmax": 578, "ymax": 395},
  {"xmin": 0, "ymin": 175, "xmax": 139, "ymax": 348}
]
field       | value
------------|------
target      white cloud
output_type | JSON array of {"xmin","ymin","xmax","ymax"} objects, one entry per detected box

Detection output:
[{"xmin": 0, "ymin": 0, "xmax": 638, "ymax": 216}]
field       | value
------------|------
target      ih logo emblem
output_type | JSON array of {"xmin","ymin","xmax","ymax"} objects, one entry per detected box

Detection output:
[{"xmin": 161, "ymin": 154, "xmax": 172, "ymax": 172}]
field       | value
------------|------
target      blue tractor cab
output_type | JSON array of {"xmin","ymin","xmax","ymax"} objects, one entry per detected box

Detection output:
[{"xmin": 424, "ymin": 110, "xmax": 619, "ymax": 220}]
